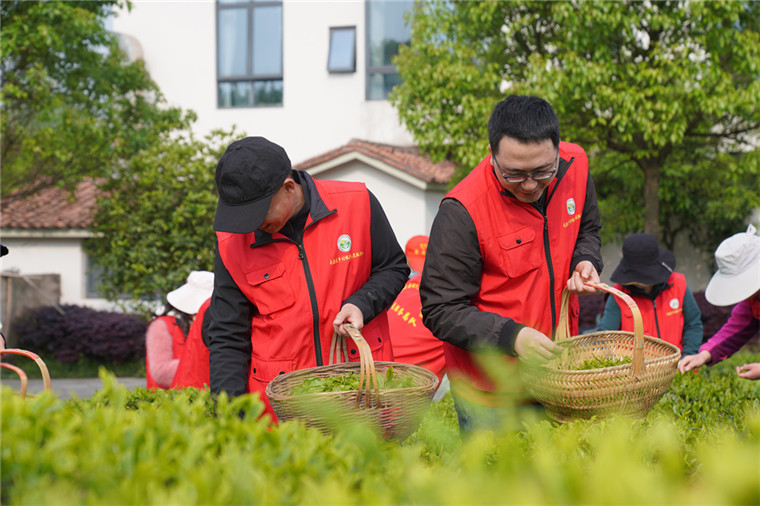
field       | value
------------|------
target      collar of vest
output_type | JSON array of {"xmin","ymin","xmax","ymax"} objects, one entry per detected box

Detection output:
[{"xmin": 301, "ymin": 172, "xmax": 335, "ymax": 223}]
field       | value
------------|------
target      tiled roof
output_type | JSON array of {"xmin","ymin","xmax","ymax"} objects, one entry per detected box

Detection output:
[
  {"xmin": 294, "ymin": 139, "xmax": 456, "ymax": 184},
  {"xmin": 1, "ymin": 180, "xmax": 101, "ymax": 230},
  {"xmin": 1, "ymin": 140, "xmax": 454, "ymax": 230}
]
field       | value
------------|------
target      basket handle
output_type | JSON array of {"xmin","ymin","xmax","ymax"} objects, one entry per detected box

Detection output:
[
  {"xmin": 557, "ymin": 282, "xmax": 644, "ymax": 379},
  {"xmin": 328, "ymin": 331, "xmax": 350, "ymax": 365},
  {"xmin": 0, "ymin": 348, "xmax": 53, "ymax": 394},
  {"xmin": 0, "ymin": 362, "xmax": 29, "ymax": 398},
  {"xmin": 342, "ymin": 323, "xmax": 380, "ymax": 409}
]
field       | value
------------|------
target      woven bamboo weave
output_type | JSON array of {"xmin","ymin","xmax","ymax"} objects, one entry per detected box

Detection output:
[
  {"xmin": 519, "ymin": 282, "xmax": 680, "ymax": 422},
  {"xmin": 266, "ymin": 327, "xmax": 439, "ymax": 441}
]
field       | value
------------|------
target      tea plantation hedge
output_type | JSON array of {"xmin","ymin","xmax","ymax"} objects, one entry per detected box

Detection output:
[{"xmin": 2, "ymin": 353, "xmax": 759, "ymax": 505}]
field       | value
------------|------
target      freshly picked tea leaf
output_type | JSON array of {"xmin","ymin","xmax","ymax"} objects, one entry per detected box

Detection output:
[
  {"xmin": 571, "ymin": 355, "xmax": 632, "ymax": 371},
  {"xmin": 292, "ymin": 366, "xmax": 415, "ymax": 395}
]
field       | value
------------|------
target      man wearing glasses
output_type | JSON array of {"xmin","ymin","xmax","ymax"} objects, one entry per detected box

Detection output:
[{"xmin": 420, "ymin": 95, "xmax": 603, "ymax": 433}]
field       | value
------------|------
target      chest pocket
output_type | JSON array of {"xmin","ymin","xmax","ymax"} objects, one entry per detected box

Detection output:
[
  {"xmin": 344, "ymin": 328, "xmax": 386, "ymax": 362},
  {"xmin": 245, "ymin": 262, "xmax": 297, "ymax": 315},
  {"xmin": 249, "ymin": 354, "xmax": 296, "ymax": 385},
  {"xmin": 497, "ymin": 226, "xmax": 542, "ymax": 279}
]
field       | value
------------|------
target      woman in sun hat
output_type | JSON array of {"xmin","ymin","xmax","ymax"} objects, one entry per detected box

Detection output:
[
  {"xmin": 678, "ymin": 225, "xmax": 760, "ymax": 380},
  {"xmin": 597, "ymin": 233, "xmax": 703, "ymax": 356},
  {"xmin": 146, "ymin": 271, "xmax": 214, "ymax": 389},
  {"xmin": 171, "ymin": 297, "xmax": 213, "ymax": 390}
]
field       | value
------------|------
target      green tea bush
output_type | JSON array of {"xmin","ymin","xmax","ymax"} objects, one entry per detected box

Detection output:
[{"xmin": 2, "ymin": 353, "xmax": 758, "ymax": 505}]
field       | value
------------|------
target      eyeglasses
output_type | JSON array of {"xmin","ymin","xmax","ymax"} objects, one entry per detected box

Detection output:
[{"xmin": 492, "ymin": 151, "xmax": 559, "ymax": 184}]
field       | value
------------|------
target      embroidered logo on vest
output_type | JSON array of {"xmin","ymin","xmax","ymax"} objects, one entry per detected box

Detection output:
[
  {"xmin": 566, "ymin": 198, "xmax": 576, "ymax": 215},
  {"xmin": 669, "ymin": 298, "xmax": 680, "ymax": 310},
  {"xmin": 337, "ymin": 234, "xmax": 352, "ymax": 252}
]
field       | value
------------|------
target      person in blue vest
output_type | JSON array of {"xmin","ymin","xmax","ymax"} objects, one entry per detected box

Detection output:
[
  {"xmin": 206, "ymin": 136, "xmax": 409, "ymax": 421},
  {"xmin": 596, "ymin": 233, "xmax": 702, "ymax": 356}
]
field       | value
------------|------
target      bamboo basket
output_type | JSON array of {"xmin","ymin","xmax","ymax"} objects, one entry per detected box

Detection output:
[
  {"xmin": 519, "ymin": 282, "xmax": 680, "ymax": 422},
  {"xmin": 1, "ymin": 348, "xmax": 52, "ymax": 398},
  {"xmin": 266, "ymin": 324, "xmax": 439, "ymax": 441}
]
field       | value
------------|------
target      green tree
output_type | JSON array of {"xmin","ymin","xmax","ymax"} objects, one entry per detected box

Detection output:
[
  {"xmin": 0, "ymin": 0, "xmax": 192, "ymax": 200},
  {"xmin": 391, "ymin": 0, "xmax": 760, "ymax": 250},
  {"xmin": 85, "ymin": 130, "xmax": 239, "ymax": 314}
]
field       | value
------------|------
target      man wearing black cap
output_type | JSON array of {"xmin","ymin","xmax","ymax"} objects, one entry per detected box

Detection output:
[
  {"xmin": 596, "ymin": 233, "xmax": 702, "ymax": 356},
  {"xmin": 206, "ymin": 136, "xmax": 409, "ymax": 419}
]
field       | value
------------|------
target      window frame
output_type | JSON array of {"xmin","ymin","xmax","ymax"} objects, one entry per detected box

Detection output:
[
  {"xmin": 327, "ymin": 26, "xmax": 357, "ymax": 74},
  {"xmin": 364, "ymin": 0, "xmax": 414, "ymax": 101},
  {"xmin": 84, "ymin": 252, "xmax": 104, "ymax": 299},
  {"xmin": 216, "ymin": 0, "xmax": 283, "ymax": 108}
]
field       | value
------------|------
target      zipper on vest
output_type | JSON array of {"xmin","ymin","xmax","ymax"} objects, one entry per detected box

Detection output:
[
  {"xmin": 297, "ymin": 242, "xmax": 324, "ymax": 365},
  {"xmin": 652, "ymin": 300, "xmax": 662, "ymax": 338},
  {"xmin": 542, "ymin": 154, "xmax": 574, "ymax": 338},
  {"xmin": 542, "ymin": 212, "xmax": 558, "ymax": 337}
]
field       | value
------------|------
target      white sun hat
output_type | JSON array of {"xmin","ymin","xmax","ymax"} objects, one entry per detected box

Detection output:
[
  {"xmin": 166, "ymin": 270, "xmax": 214, "ymax": 315},
  {"xmin": 704, "ymin": 224, "xmax": 760, "ymax": 307}
]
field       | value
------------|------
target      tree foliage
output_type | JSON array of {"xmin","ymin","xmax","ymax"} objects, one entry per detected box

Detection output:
[
  {"xmin": 85, "ymin": 130, "xmax": 239, "ymax": 314},
  {"xmin": 391, "ymin": 0, "xmax": 760, "ymax": 250},
  {"xmin": 0, "ymin": 0, "xmax": 193, "ymax": 200}
]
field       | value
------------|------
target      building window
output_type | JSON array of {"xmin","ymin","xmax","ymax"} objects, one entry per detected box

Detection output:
[
  {"xmin": 85, "ymin": 254, "xmax": 105, "ymax": 299},
  {"xmin": 366, "ymin": 0, "xmax": 413, "ymax": 100},
  {"xmin": 217, "ymin": 0, "xmax": 283, "ymax": 108},
  {"xmin": 328, "ymin": 26, "xmax": 356, "ymax": 73}
]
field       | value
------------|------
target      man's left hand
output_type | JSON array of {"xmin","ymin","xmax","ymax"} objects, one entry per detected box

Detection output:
[
  {"xmin": 567, "ymin": 260, "xmax": 600, "ymax": 295},
  {"xmin": 333, "ymin": 303, "xmax": 364, "ymax": 337}
]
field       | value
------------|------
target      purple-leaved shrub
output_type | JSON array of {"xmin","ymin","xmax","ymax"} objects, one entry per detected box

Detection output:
[{"xmin": 13, "ymin": 305, "xmax": 146, "ymax": 364}]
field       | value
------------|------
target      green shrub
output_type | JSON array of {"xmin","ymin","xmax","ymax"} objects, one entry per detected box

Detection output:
[
  {"xmin": 2, "ymin": 353, "xmax": 758, "ymax": 505},
  {"xmin": 11, "ymin": 304, "xmax": 146, "ymax": 364}
]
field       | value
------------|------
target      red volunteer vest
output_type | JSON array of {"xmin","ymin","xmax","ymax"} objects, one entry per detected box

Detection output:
[
  {"xmin": 443, "ymin": 142, "xmax": 589, "ymax": 403},
  {"xmin": 171, "ymin": 299, "xmax": 211, "ymax": 390},
  {"xmin": 217, "ymin": 180, "xmax": 393, "ymax": 420},
  {"xmin": 388, "ymin": 274, "xmax": 446, "ymax": 382},
  {"xmin": 614, "ymin": 273, "xmax": 687, "ymax": 351},
  {"xmin": 145, "ymin": 315, "xmax": 187, "ymax": 390}
]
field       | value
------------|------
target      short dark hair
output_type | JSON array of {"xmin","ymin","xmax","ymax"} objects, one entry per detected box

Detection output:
[{"xmin": 488, "ymin": 95, "xmax": 560, "ymax": 154}]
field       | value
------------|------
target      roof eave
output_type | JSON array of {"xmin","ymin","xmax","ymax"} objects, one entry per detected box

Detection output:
[
  {"xmin": 305, "ymin": 151, "xmax": 448, "ymax": 191},
  {"xmin": 1, "ymin": 229, "xmax": 99, "ymax": 239}
]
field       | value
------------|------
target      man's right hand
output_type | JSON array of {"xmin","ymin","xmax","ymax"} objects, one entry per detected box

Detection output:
[
  {"xmin": 514, "ymin": 327, "xmax": 562, "ymax": 364},
  {"xmin": 677, "ymin": 350, "xmax": 712, "ymax": 373}
]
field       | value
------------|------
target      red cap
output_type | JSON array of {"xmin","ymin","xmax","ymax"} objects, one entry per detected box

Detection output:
[{"xmin": 405, "ymin": 235, "xmax": 429, "ymax": 274}]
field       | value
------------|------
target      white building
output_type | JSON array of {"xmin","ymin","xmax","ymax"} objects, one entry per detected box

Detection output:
[
  {"xmin": 110, "ymin": 0, "xmax": 451, "ymax": 265},
  {"xmin": 0, "ymin": 181, "xmax": 109, "ymax": 311},
  {"xmin": 110, "ymin": 0, "xmax": 417, "ymax": 165},
  {"xmin": 2, "ymin": 0, "xmax": 457, "ymax": 311},
  {"xmin": 4, "ymin": 0, "xmax": 749, "ymax": 316},
  {"xmin": 106, "ymin": 0, "xmax": 734, "ymax": 291}
]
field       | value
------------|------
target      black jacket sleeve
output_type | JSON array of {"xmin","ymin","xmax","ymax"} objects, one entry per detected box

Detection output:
[
  {"xmin": 343, "ymin": 191, "xmax": 410, "ymax": 322},
  {"xmin": 207, "ymin": 241, "xmax": 255, "ymax": 397},
  {"xmin": 420, "ymin": 198, "xmax": 524, "ymax": 356},
  {"xmin": 571, "ymin": 172, "xmax": 603, "ymax": 275}
]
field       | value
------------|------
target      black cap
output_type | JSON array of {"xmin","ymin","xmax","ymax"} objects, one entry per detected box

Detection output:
[
  {"xmin": 610, "ymin": 233, "xmax": 674, "ymax": 285},
  {"xmin": 213, "ymin": 136, "xmax": 292, "ymax": 234}
]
